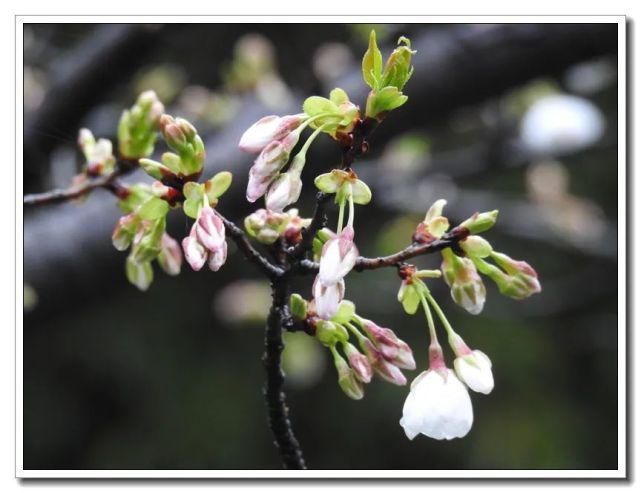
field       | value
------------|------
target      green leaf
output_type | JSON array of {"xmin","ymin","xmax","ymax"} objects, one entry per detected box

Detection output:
[
  {"xmin": 381, "ymin": 36, "xmax": 415, "ymax": 90},
  {"xmin": 138, "ymin": 196, "xmax": 169, "ymax": 220},
  {"xmin": 365, "ymin": 86, "xmax": 408, "ymax": 119},
  {"xmin": 362, "ymin": 30, "xmax": 383, "ymax": 89}
]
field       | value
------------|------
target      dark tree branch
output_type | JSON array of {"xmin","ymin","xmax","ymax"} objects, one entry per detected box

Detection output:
[
  {"xmin": 289, "ymin": 191, "xmax": 330, "ymax": 259},
  {"xmin": 262, "ymin": 271, "xmax": 306, "ymax": 469}
]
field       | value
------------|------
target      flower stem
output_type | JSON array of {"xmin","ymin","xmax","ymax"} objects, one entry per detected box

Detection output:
[
  {"xmin": 347, "ymin": 184, "xmax": 355, "ymax": 229},
  {"xmin": 337, "ymin": 199, "xmax": 345, "ymax": 234},
  {"xmin": 425, "ymin": 291, "xmax": 456, "ymax": 338},
  {"xmin": 420, "ymin": 292, "xmax": 438, "ymax": 344}
]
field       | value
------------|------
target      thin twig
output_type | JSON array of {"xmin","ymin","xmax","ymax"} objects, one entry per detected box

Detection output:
[
  {"xmin": 24, "ymin": 158, "xmax": 138, "ymax": 207},
  {"xmin": 289, "ymin": 191, "xmax": 330, "ymax": 259},
  {"xmin": 23, "ymin": 171, "xmax": 125, "ymax": 206},
  {"xmin": 296, "ymin": 230, "xmax": 469, "ymax": 274}
]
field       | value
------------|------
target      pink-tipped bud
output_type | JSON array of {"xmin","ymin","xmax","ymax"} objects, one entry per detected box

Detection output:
[
  {"xmin": 182, "ymin": 228, "xmax": 207, "ymax": 271},
  {"xmin": 158, "ymin": 233, "xmax": 182, "ymax": 276},
  {"xmin": 442, "ymin": 249, "xmax": 486, "ymax": 315},
  {"xmin": 207, "ymin": 240, "xmax": 228, "ymax": 272},
  {"xmin": 374, "ymin": 358, "xmax": 408, "ymax": 386},
  {"xmin": 333, "ymin": 350, "xmax": 365, "ymax": 400},
  {"xmin": 491, "ymin": 252, "xmax": 541, "ymax": 299},
  {"xmin": 343, "ymin": 342, "xmax": 373, "ymax": 383},
  {"xmin": 112, "ymin": 213, "xmax": 139, "ymax": 251},
  {"xmin": 238, "ymin": 114, "xmax": 304, "ymax": 153},
  {"xmin": 359, "ymin": 337, "xmax": 407, "ymax": 386},
  {"xmin": 195, "ymin": 204, "xmax": 226, "ymax": 253}
]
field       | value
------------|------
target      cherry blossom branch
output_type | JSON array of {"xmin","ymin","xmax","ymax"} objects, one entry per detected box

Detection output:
[
  {"xmin": 355, "ymin": 229, "xmax": 469, "ymax": 271},
  {"xmin": 296, "ymin": 228, "xmax": 470, "ymax": 275},
  {"xmin": 23, "ymin": 170, "xmax": 128, "ymax": 207},
  {"xmin": 23, "ymin": 158, "xmax": 138, "ymax": 207}
]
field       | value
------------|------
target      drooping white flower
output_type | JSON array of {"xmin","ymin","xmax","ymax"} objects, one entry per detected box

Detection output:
[
  {"xmin": 453, "ymin": 350, "xmax": 494, "ymax": 395},
  {"xmin": 313, "ymin": 276, "xmax": 345, "ymax": 320},
  {"xmin": 400, "ymin": 369, "xmax": 473, "ymax": 440},
  {"xmin": 318, "ymin": 226, "xmax": 359, "ymax": 286}
]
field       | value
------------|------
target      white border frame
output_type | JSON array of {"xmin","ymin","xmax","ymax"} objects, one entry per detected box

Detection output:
[{"xmin": 15, "ymin": 15, "xmax": 627, "ymax": 479}]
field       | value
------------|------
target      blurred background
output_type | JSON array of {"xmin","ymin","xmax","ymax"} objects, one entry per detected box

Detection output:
[{"xmin": 23, "ymin": 23, "xmax": 619, "ymax": 470}]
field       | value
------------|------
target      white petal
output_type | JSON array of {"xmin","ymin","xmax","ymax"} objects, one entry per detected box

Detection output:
[
  {"xmin": 318, "ymin": 239, "xmax": 343, "ymax": 285},
  {"xmin": 400, "ymin": 369, "xmax": 473, "ymax": 440},
  {"xmin": 313, "ymin": 278, "xmax": 344, "ymax": 320},
  {"xmin": 454, "ymin": 350, "xmax": 494, "ymax": 394}
]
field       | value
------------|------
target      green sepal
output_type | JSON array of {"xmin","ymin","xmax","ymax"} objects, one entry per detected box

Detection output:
[
  {"xmin": 331, "ymin": 300, "xmax": 356, "ymax": 324},
  {"xmin": 289, "ymin": 294, "xmax": 308, "ymax": 320},
  {"xmin": 351, "ymin": 179, "xmax": 372, "ymax": 205},
  {"xmin": 205, "ymin": 171, "xmax": 233, "ymax": 202},
  {"xmin": 398, "ymin": 282, "xmax": 421, "ymax": 315},
  {"xmin": 182, "ymin": 182, "xmax": 206, "ymax": 219}
]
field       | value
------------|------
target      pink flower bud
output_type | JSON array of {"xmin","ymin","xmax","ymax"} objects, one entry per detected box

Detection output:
[
  {"xmin": 195, "ymin": 203, "xmax": 226, "ymax": 253},
  {"xmin": 335, "ymin": 355, "xmax": 365, "ymax": 400},
  {"xmin": 442, "ymin": 251, "xmax": 486, "ymax": 315},
  {"xmin": 181, "ymin": 231, "xmax": 207, "ymax": 271},
  {"xmin": 207, "ymin": 240, "xmax": 228, "ymax": 272},
  {"xmin": 312, "ymin": 276, "xmax": 345, "ymax": 320},
  {"xmin": 358, "ymin": 337, "xmax": 408, "ymax": 386},
  {"xmin": 318, "ymin": 226, "xmax": 359, "ymax": 286},
  {"xmin": 491, "ymin": 252, "xmax": 541, "ymax": 299},
  {"xmin": 238, "ymin": 114, "xmax": 304, "ymax": 153},
  {"xmin": 245, "ymin": 137, "xmax": 298, "ymax": 203},
  {"xmin": 374, "ymin": 358, "xmax": 408, "ymax": 386},
  {"xmin": 158, "ymin": 233, "xmax": 182, "ymax": 276},
  {"xmin": 343, "ymin": 342, "xmax": 373, "ymax": 383},
  {"xmin": 265, "ymin": 171, "xmax": 302, "ymax": 212},
  {"xmin": 112, "ymin": 213, "xmax": 139, "ymax": 251}
]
